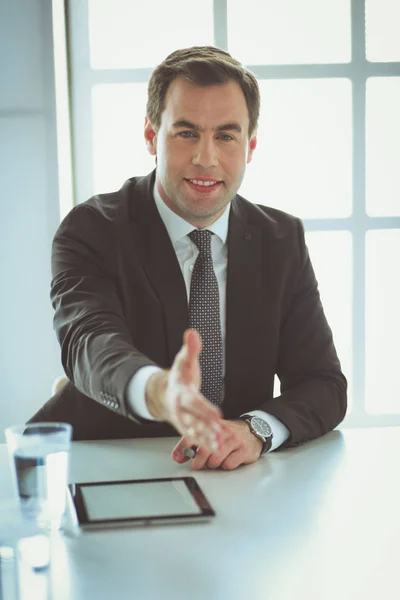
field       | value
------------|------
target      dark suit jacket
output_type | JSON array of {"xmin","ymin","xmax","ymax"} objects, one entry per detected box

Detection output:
[{"xmin": 30, "ymin": 170, "xmax": 347, "ymax": 443}]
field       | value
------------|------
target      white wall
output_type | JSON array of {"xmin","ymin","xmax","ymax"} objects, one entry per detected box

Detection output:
[{"xmin": 0, "ymin": 0, "xmax": 62, "ymax": 440}]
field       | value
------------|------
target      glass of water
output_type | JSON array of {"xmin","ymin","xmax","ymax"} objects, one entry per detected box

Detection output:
[{"xmin": 5, "ymin": 423, "xmax": 72, "ymax": 531}]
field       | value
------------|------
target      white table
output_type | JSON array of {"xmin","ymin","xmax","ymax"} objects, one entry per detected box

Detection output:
[{"xmin": 1, "ymin": 428, "xmax": 399, "ymax": 600}]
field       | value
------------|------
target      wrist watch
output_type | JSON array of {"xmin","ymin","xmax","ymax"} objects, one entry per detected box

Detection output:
[{"xmin": 240, "ymin": 415, "xmax": 273, "ymax": 455}]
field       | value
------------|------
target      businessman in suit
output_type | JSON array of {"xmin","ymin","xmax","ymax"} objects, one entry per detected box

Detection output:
[{"xmin": 29, "ymin": 46, "xmax": 347, "ymax": 470}]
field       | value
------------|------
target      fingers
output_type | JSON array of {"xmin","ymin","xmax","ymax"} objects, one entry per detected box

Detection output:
[
  {"xmin": 172, "ymin": 439, "xmax": 208, "ymax": 467},
  {"xmin": 179, "ymin": 415, "xmax": 221, "ymax": 450},
  {"xmin": 172, "ymin": 425, "xmax": 239, "ymax": 469},
  {"xmin": 178, "ymin": 401, "xmax": 222, "ymax": 438},
  {"xmin": 183, "ymin": 446, "xmax": 245, "ymax": 470},
  {"xmin": 172, "ymin": 428, "xmax": 228, "ymax": 467},
  {"xmin": 168, "ymin": 383, "xmax": 223, "ymax": 452},
  {"xmin": 171, "ymin": 438, "xmax": 194, "ymax": 463},
  {"xmin": 191, "ymin": 444, "xmax": 243, "ymax": 471},
  {"xmin": 220, "ymin": 449, "xmax": 246, "ymax": 471},
  {"xmin": 172, "ymin": 422, "xmax": 256, "ymax": 471},
  {"xmin": 167, "ymin": 329, "xmax": 225, "ymax": 453},
  {"xmin": 192, "ymin": 446, "xmax": 212, "ymax": 470},
  {"xmin": 173, "ymin": 408, "xmax": 220, "ymax": 452},
  {"xmin": 177, "ymin": 386, "xmax": 221, "ymax": 418},
  {"xmin": 206, "ymin": 435, "xmax": 237, "ymax": 469}
]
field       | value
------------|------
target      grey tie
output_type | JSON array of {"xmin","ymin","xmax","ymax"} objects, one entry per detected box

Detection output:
[{"xmin": 188, "ymin": 229, "xmax": 223, "ymax": 407}]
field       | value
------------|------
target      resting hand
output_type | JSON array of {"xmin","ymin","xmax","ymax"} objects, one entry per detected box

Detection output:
[
  {"xmin": 145, "ymin": 329, "xmax": 224, "ymax": 453},
  {"xmin": 172, "ymin": 419, "xmax": 263, "ymax": 471}
]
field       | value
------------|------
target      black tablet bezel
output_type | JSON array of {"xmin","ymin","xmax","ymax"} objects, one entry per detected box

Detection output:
[{"xmin": 69, "ymin": 476, "xmax": 215, "ymax": 527}]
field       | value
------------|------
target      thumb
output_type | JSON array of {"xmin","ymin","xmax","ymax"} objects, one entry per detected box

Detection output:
[
  {"xmin": 171, "ymin": 329, "xmax": 201, "ymax": 389},
  {"xmin": 183, "ymin": 328, "xmax": 202, "ymax": 363},
  {"xmin": 172, "ymin": 437, "xmax": 195, "ymax": 463}
]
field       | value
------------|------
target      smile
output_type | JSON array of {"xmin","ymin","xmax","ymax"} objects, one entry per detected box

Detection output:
[
  {"xmin": 184, "ymin": 178, "xmax": 223, "ymax": 192},
  {"xmin": 188, "ymin": 179, "xmax": 220, "ymax": 187}
]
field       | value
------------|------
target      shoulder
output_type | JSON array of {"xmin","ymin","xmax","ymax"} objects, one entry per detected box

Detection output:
[
  {"xmin": 55, "ymin": 173, "xmax": 153, "ymax": 238},
  {"xmin": 71, "ymin": 174, "xmax": 149, "ymax": 220},
  {"xmin": 233, "ymin": 193, "xmax": 304, "ymax": 244}
]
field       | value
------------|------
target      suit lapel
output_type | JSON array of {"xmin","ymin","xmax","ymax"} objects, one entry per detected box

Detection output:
[
  {"xmin": 128, "ymin": 175, "xmax": 269, "ymax": 411},
  {"xmin": 224, "ymin": 197, "xmax": 265, "ymax": 415},
  {"xmin": 129, "ymin": 173, "xmax": 189, "ymax": 366}
]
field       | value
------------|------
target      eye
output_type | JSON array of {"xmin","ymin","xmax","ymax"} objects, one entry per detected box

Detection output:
[
  {"xmin": 178, "ymin": 130, "xmax": 196, "ymax": 138},
  {"xmin": 218, "ymin": 133, "xmax": 234, "ymax": 141}
]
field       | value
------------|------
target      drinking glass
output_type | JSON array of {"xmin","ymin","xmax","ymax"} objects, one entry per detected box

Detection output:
[{"xmin": 5, "ymin": 423, "xmax": 72, "ymax": 531}]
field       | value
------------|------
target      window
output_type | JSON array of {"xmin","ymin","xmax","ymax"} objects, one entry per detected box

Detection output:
[{"xmin": 64, "ymin": 0, "xmax": 400, "ymax": 426}]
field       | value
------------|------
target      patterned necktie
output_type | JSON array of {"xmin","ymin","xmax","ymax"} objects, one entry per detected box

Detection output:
[{"xmin": 188, "ymin": 229, "xmax": 223, "ymax": 407}]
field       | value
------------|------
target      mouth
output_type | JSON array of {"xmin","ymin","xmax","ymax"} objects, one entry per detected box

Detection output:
[{"xmin": 184, "ymin": 178, "xmax": 223, "ymax": 193}]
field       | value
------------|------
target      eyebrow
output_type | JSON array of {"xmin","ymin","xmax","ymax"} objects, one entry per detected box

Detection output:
[{"xmin": 172, "ymin": 120, "xmax": 242, "ymax": 134}]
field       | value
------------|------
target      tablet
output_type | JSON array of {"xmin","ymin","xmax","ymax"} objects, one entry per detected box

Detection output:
[{"xmin": 68, "ymin": 477, "xmax": 215, "ymax": 529}]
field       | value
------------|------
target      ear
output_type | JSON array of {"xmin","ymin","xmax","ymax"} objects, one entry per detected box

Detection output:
[
  {"xmin": 144, "ymin": 117, "xmax": 157, "ymax": 156},
  {"xmin": 247, "ymin": 132, "xmax": 257, "ymax": 164}
]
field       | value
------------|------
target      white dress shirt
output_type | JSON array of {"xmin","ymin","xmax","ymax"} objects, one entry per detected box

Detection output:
[{"xmin": 127, "ymin": 186, "xmax": 290, "ymax": 452}]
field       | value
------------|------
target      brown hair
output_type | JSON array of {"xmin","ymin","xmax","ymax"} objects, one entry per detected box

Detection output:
[{"xmin": 146, "ymin": 46, "xmax": 260, "ymax": 137}]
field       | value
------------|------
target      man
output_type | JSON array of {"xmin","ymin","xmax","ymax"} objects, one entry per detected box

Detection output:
[{"xmin": 30, "ymin": 46, "xmax": 347, "ymax": 470}]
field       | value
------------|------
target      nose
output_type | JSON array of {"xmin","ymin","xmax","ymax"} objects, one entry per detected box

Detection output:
[{"xmin": 191, "ymin": 136, "xmax": 218, "ymax": 169}]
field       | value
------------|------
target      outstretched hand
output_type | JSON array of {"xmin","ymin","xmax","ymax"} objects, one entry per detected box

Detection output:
[{"xmin": 145, "ymin": 329, "xmax": 226, "ymax": 453}]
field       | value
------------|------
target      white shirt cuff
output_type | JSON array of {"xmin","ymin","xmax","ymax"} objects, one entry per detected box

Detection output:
[
  {"xmin": 240, "ymin": 410, "xmax": 290, "ymax": 452},
  {"xmin": 127, "ymin": 366, "xmax": 163, "ymax": 421}
]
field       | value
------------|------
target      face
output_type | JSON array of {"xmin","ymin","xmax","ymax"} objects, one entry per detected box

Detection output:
[{"xmin": 144, "ymin": 78, "xmax": 257, "ymax": 228}]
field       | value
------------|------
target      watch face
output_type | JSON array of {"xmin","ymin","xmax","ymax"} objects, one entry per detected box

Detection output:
[{"xmin": 251, "ymin": 417, "xmax": 272, "ymax": 439}]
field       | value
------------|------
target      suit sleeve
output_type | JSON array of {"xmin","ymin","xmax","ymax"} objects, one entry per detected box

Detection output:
[
  {"xmin": 50, "ymin": 203, "xmax": 155, "ymax": 422},
  {"xmin": 259, "ymin": 218, "xmax": 347, "ymax": 447}
]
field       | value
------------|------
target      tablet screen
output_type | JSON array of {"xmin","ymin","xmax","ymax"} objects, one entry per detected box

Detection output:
[
  {"xmin": 71, "ymin": 477, "xmax": 214, "ymax": 526},
  {"xmin": 81, "ymin": 480, "xmax": 202, "ymax": 520}
]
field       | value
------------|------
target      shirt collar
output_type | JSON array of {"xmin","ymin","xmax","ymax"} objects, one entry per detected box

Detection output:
[{"xmin": 153, "ymin": 183, "xmax": 230, "ymax": 245}]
